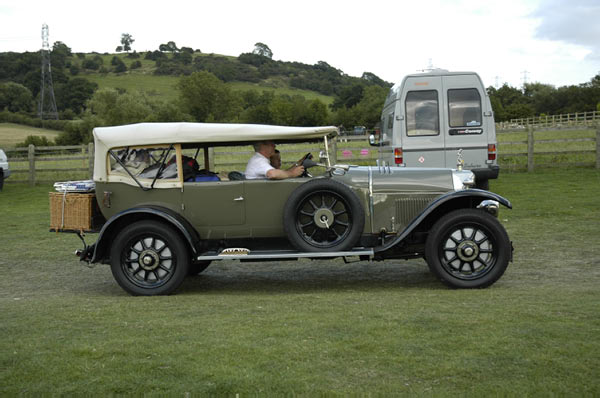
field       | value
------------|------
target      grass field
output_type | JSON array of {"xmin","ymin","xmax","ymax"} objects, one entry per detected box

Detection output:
[
  {"xmin": 1, "ymin": 168, "xmax": 599, "ymax": 394},
  {"xmin": 0, "ymin": 123, "xmax": 61, "ymax": 148},
  {"xmin": 81, "ymin": 71, "xmax": 335, "ymax": 104}
]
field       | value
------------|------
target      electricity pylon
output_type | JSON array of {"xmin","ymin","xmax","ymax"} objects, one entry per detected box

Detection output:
[{"xmin": 38, "ymin": 24, "xmax": 58, "ymax": 120}]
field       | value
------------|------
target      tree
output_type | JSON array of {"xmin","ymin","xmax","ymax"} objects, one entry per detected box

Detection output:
[
  {"xmin": 253, "ymin": 42, "xmax": 273, "ymax": 59},
  {"xmin": 120, "ymin": 33, "xmax": 135, "ymax": 52},
  {"xmin": 54, "ymin": 78, "xmax": 97, "ymax": 114},
  {"xmin": 115, "ymin": 46, "xmax": 123, "ymax": 52},
  {"xmin": 159, "ymin": 41, "xmax": 179, "ymax": 53},
  {"xmin": 177, "ymin": 71, "xmax": 240, "ymax": 122},
  {"xmin": 0, "ymin": 82, "xmax": 33, "ymax": 113}
]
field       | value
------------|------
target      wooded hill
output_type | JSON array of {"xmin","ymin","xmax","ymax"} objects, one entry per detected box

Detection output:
[{"xmin": 1, "ymin": 41, "xmax": 599, "ymax": 146}]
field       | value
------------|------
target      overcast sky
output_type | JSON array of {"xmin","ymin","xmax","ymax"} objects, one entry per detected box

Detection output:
[{"xmin": 1, "ymin": 0, "xmax": 598, "ymax": 89}]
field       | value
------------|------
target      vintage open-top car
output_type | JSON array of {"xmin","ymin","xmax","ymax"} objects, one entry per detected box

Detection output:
[{"xmin": 70, "ymin": 122, "xmax": 512, "ymax": 295}]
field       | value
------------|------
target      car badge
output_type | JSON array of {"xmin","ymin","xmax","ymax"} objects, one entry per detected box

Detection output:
[{"xmin": 418, "ymin": 156, "xmax": 425, "ymax": 163}]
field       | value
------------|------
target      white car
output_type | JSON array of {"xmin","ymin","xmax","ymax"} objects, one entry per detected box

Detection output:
[{"xmin": 0, "ymin": 149, "xmax": 10, "ymax": 191}]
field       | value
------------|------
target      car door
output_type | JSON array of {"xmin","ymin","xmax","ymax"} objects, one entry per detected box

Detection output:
[
  {"xmin": 182, "ymin": 181, "xmax": 246, "ymax": 238},
  {"xmin": 400, "ymin": 75, "xmax": 446, "ymax": 168},
  {"xmin": 442, "ymin": 74, "xmax": 487, "ymax": 169}
]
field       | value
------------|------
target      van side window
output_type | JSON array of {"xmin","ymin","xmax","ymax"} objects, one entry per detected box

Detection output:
[
  {"xmin": 448, "ymin": 89, "xmax": 482, "ymax": 127},
  {"xmin": 405, "ymin": 90, "xmax": 439, "ymax": 136},
  {"xmin": 387, "ymin": 113, "xmax": 394, "ymax": 132}
]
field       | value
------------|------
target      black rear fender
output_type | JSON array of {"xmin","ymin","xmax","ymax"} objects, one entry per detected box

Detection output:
[{"xmin": 89, "ymin": 206, "xmax": 201, "ymax": 263}]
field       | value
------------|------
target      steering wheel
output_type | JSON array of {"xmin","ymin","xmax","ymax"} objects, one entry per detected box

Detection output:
[{"xmin": 300, "ymin": 153, "xmax": 315, "ymax": 177}]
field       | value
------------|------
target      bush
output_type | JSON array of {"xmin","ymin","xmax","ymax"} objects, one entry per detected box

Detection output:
[
  {"xmin": 130, "ymin": 60, "xmax": 142, "ymax": 70},
  {"xmin": 111, "ymin": 56, "xmax": 127, "ymax": 73},
  {"xmin": 15, "ymin": 135, "xmax": 54, "ymax": 148},
  {"xmin": 82, "ymin": 58, "xmax": 100, "ymax": 70}
]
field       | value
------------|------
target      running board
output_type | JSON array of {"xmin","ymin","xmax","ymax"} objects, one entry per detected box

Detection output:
[{"xmin": 196, "ymin": 248, "xmax": 374, "ymax": 261}]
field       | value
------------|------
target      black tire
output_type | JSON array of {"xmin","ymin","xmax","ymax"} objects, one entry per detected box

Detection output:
[
  {"xmin": 110, "ymin": 220, "xmax": 190, "ymax": 295},
  {"xmin": 425, "ymin": 209, "xmax": 511, "ymax": 288},
  {"xmin": 0, "ymin": 171, "xmax": 4, "ymax": 191},
  {"xmin": 189, "ymin": 260, "xmax": 211, "ymax": 276},
  {"xmin": 283, "ymin": 178, "xmax": 365, "ymax": 252}
]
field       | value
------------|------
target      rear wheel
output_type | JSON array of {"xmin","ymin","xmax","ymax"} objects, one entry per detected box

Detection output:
[
  {"xmin": 0, "ymin": 171, "xmax": 4, "ymax": 191},
  {"xmin": 425, "ymin": 209, "xmax": 511, "ymax": 288},
  {"xmin": 110, "ymin": 220, "xmax": 190, "ymax": 295}
]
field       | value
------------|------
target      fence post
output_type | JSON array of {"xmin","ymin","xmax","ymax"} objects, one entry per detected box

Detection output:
[
  {"xmin": 596, "ymin": 127, "xmax": 600, "ymax": 170},
  {"xmin": 28, "ymin": 144, "xmax": 36, "ymax": 186},
  {"xmin": 88, "ymin": 142, "xmax": 94, "ymax": 179},
  {"xmin": 208, "ymin": 147, "xmax": 215, "ymax": 171},
  {"xmin": 329, "ymin": 138, "xmax": 337, "ymax": 166},
  {"xmin": 527, "ymin": 126, "xmax": 535, "ymax": 172}
]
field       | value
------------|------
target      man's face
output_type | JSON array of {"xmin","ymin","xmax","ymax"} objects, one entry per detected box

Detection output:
[{"xmin": 260, "ymin": 141, "xmax": 276, "ymax": 157}]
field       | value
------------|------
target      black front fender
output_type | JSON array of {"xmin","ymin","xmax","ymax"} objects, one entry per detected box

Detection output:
[
  {"xmin": 374, "ymin": 189, "xmax": 511, "ymax": 253},
  {"xmin": 89, "ymin": 206, "xmax": 201, "ymax": 263}
]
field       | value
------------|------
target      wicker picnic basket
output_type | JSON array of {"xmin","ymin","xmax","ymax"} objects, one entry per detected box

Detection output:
[{"xmin": 49, "ymin": 192, "xmax": 104, "ymax": 232}]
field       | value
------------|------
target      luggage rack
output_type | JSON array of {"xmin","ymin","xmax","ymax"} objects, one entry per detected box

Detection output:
[{"xmin": 196, "ymin": 247, "xmax": 374, "ymax": 262}]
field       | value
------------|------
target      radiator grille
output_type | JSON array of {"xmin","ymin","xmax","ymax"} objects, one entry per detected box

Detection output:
[{"xmin": 395, "ymin": 196, "xmax": 438, "ymax": 226}]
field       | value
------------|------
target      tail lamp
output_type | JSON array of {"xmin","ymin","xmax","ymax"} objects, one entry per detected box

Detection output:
[
  {"xmin": 488, "ymin": 144, "xmax": 497, "ymax": 161},
  {"xmin": 394, "ymin": 147, "xmax": 403, "ymax": 165}
]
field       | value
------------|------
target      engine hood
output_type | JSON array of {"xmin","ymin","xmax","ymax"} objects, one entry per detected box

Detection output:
[{"xmin": 333, "ymin": 166, "xmax": 455, "ymax": 193}]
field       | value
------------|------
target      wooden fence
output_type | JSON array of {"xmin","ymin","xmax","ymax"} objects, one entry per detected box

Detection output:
[
  {"xmin": 4, "ymin": 143, "xmax": 94, "ymax": 186},
  {"xmin": 4, "ymin": 127, "xmax": 599, "ymax": 185},
  {"xmin": 497, "ymin": 126, "xmax": 600, "ymax": 171},
  {"xmin": 497, "ymin": 111, "xmax": 599, "ymax": 130}
]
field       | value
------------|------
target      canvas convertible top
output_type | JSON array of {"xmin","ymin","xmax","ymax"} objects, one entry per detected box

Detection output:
[
  {"xmin": 93, "ymin": 122, "xmax": 339, "ymax": 183},
  {"xmin": 94, "ymin": 122, "xmax": 339, "ymax": 150}
]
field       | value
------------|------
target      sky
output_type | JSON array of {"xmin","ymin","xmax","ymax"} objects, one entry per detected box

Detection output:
[{"xmin": 0, "ymin": 0, "xmax": 598, "ymax": 89}]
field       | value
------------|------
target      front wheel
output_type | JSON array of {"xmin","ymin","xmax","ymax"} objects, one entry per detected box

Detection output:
[
  {"xmin": 110, "ymin": 220, "xmax": 190, "ymax": 295},
  {"xmin": 425, "ymin": 209, "xmax": 511, "ymax": 288}
]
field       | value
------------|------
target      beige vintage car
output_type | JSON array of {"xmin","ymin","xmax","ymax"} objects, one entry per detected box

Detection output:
[{"xmin": 67, "ymin": 122, "xmax": 512, "ymax": 295}]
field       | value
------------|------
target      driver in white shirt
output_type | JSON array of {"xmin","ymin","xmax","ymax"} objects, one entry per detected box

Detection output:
[{"xmin": 245, "ymin": 141, "xmax": 304, "ymax": 179}]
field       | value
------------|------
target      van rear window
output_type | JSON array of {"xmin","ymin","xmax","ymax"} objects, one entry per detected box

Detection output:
[
  {"xmin": 448, "ymin": 89, "xmax": 482, "ymax": 127},
  {"xmin": 405, "ymin": 90, "xmax": 439, "ymax": 136}
]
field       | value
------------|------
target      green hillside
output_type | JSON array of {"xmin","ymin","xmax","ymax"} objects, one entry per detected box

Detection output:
[
  {"xmin": 74, "ymin": 51, "xmax": 339, "ymax": 104},
  {"xmin": 83, "ymin": 69, "xmax": 334, "ymax": 104}
]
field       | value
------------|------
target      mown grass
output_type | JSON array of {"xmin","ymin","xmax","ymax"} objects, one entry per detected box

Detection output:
[
  {"xmin": 1, "ymin": 168, "xmax": 599, "ymax": 394},
  {"xmin": 0, "ymin": 123, "xmax": 61, "ymax": 148}
]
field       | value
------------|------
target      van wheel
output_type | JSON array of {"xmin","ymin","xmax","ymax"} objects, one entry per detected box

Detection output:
[
  {"xmin": 425, "ymin": 209, "xmax": 510, "ymax": 288},
  {"xmin": 110, "ymin": 220, "xmax": 190, "ymax": 295},
  {"xmin": 284, "ymin": 179, "xmax": 365, "ymax": 252},
  {"xmin": 0, "ymin": 171, "xmax": 4, "ymax": 191}
]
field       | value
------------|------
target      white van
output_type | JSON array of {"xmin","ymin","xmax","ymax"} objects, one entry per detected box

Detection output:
[{"xmin": 373, "ymin": 70, "xmax": 499, "ymax": 189}]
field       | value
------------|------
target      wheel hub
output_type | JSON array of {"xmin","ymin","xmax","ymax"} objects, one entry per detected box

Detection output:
[
  {"xmin": 314, "ymin": 208, "xmax": 334, "ymax": 229},
  {"xmin": 139, "ymin": 250, "xmax": 160, "ymax": 271},
  {"xmin": 457, "ymin": 241, "xmax": 479, "ymax": 262}
]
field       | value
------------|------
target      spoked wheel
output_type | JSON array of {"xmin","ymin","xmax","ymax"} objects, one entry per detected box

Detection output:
[
  {"xmin": 425, "ymin": 209, "xmax": 511, "ymax": 288},
  {"xmin": 284, "ymin": 179, "xmax": 364, "ymax": 252},
  {"xmin": 110, "ymin": 220, "xmax": 189, "ymax": 295}
]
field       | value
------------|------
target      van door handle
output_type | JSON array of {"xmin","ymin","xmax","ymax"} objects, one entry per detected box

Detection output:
[{"xmin": 233, "ymin": 196, "xmax": 244, "ymax": 201}]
